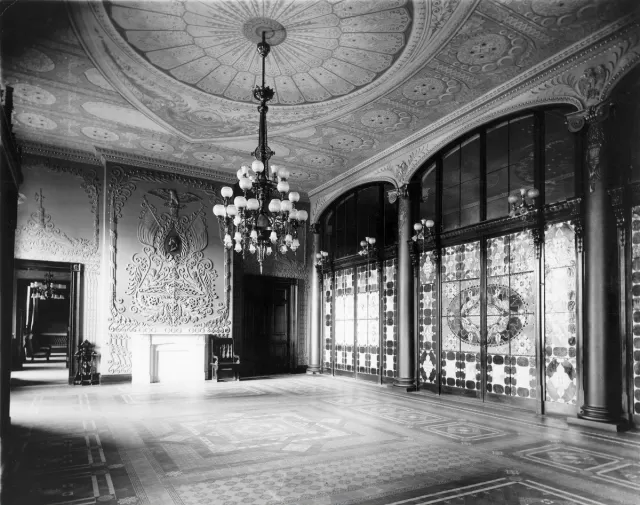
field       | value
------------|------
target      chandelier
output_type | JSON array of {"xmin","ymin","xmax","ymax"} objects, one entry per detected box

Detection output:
[
  {"xmin": 30, "ymin": 272, "xmax": 67, "ymax": 300},
  {"xmin": 213, "ymin": 31, "xmax": 308, "ymax": 273}
]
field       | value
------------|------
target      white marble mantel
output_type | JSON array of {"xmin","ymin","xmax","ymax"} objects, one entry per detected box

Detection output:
[{"xmin": 130, "ymin": 333, "xmax": 207, "ymax": 384}]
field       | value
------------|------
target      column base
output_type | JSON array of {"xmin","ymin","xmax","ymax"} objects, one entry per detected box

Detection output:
[
  {"xmin": 577, "ymin": 405, "xmax": 623, "ymax": 424},
  {"xmin": 568, "ymin": 415, "xmax": 629, "ymax": 433},
  {"xmin": 393, "ymin": 378, "xmax": 417, "ymax": 392},
  {"xmin": 306, "ymin": 366, "xmax": 322, "ymax": 375}
]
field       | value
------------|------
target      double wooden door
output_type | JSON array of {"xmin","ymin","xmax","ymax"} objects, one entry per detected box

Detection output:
[{"xmin": 243, "ymin": 276, "xmax": 292, "ymax": 376}]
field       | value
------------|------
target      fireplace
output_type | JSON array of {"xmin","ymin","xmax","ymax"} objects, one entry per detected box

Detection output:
[{"xmin": 130, "ymin": 334, "xmax": 207, "ymax": 384}]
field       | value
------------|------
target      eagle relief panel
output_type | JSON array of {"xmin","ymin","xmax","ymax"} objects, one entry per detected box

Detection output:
[
  {"xmin": 107, "ymin": 165, "xmax": 231, "ymax": 377},
  {"xmin": 127, "ymin": 188, "xmax": 223, "ymax": 326}
]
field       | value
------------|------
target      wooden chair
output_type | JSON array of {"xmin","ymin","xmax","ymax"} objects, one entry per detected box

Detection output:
[{"xmin": 210, "ymin": 336, "xmax": 240, "ymax": 381}]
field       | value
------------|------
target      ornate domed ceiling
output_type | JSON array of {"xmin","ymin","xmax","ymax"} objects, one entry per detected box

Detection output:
[
  {"xmin": 106, "ymin": 0, "xmax": 413, "ymax": 105},
  {"xmin": 1, "ymin": 0, "xmax": 636, "ymax": 193}
]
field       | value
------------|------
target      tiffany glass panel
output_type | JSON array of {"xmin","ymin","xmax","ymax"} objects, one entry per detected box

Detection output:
[
  {"xmin": 631, "ymin": 207, "xmax": 640, "ymax": 414},
  {"xmin": 323, "ymin": 271, "xmax": 333, "ymax": 372},
  {"xmin": 486, "ymin": 231, "xmax": 537, "ymax": 399},
  {"xmin": 383, "ymin": 258, "xmax": 398, "ymax": 378},
  {"xmin": 544, "ymin": 222, "xmax": 577, "ymax": 405},
  {"xmin": 356, "ymin": 263, "xmax": 380, "ymax": 375},
  {"xmin": 419, "ymin": 252, "xmax": 438, "ymax": 384},
  {"xmin": 441, "ymin": 241, "xmax": 481, "ymax": 390},
  {"xmin": 334, "ymin": 268, "xmax": 355, "ymax": 372}
]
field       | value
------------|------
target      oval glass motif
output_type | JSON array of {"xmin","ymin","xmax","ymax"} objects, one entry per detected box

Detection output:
[{"xmin": 447, "ymin": 284, "xmax": 528, "ymax": 346}]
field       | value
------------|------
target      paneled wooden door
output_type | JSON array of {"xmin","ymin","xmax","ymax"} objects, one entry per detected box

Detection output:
[{"xmin": 243, "ymin": 276, "xmax": 293, "ymax": 377}]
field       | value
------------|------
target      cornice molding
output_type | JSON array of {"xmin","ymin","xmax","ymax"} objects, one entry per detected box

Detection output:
[
  {"xmin": 95, "ymin": 147, "xmax": 237, "ymax": 183},
  {"xmin": 20, "ymin": 139, "xmax": 102, "ymax": 166},
  {"xmin": 309, "ymin": 15, "xmax": 640, "ymax": 198}
]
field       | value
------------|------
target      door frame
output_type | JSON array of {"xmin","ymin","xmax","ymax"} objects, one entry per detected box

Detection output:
[
  {"xmin": 242, "ymin": 274, "xmax": 297, "ymax": 376},
  {"xmin": 14, "ymin": 259, "xmax": 82, "ymax": 385}
]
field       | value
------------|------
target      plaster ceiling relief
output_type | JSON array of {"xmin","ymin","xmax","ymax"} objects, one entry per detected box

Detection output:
[
  {"xmin": 84, "ymin": 68, "xmax": 117, "ymax": 91},
  {"xmin": 106, "ymin": 0, "xmax": 412, "ymax": 105},
  {"xmin": 2, "ymin": 0, "xmax": 636, "ymax": 195}
]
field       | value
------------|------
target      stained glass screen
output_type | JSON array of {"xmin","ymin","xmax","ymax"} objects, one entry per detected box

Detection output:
[
  {"xmin": 356, "ymin": 264, "xmax": 380, "ymax": 375},
  {"xmin": 383, "ymin": 258, "xmax": 397, "ymax": 377},
  {"xmin": 334, "ymin": 268, "xmax": 355, "ymax": 372},
  {"xmin": 419, "ymin": 252, "xmax": 438, "ymax": 384},
  {"xmin": 323, "ymin": 272, "xmax": 333, "ymax": 371},
  {"xmin": 486, "ymin": 230, "xmax": 537, "ymax": 399},
  {"xmin": 441, "ymin": 242, "xmax": 481, "ymax": 391},
  {"xmin": 544, "ymin": 221, "xmax": 577, "ymax": 405}
]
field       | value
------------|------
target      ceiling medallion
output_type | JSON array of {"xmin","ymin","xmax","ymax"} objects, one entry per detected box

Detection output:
[
  {"xmin": 242, "ymin": 18, "xmax": 287, "ymax": 46},
  {"xmin": 213, "ymin": 32, "xmax": 308, "ymax": 274}
]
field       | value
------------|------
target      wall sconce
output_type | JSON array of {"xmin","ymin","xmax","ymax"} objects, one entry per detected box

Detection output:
[
  {"xmin": 508, "ymin": 188, "xmax": 540, "ymax": 217},
  {"xmin": 315, "ymin": 250, "xmax": 329, "ymax": 272},
  {"xmin": 412, "ymin": 218, "xmax": 435, "ymax": 244},
  {"xmin": 358, "ymin": 237, "xmax": 377, "ymax": 258}
]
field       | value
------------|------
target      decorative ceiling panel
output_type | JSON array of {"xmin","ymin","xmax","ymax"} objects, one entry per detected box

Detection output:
[{"xmin": 1, "ymin": 0, "xmax": 636, "ymax": 193}]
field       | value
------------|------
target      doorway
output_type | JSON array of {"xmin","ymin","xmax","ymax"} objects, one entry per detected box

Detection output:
[
  {"xmin": 11, "ymin": 260, "xmax": 82, "ymax": 386},
  {"xmin": 242, "ymin": 276, "xmax": 295, "ymax": 377}
]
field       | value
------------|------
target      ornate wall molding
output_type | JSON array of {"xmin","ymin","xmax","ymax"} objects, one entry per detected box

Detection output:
[
  {"xmin": 15, "ymin": 158, "xmax": 101, "ymax": 264},
  {"xmin": 106, "ymin": 164, "xmax": 232, "ymax": 338}
]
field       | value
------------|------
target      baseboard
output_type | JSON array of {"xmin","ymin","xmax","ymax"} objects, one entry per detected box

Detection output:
[
  {"xmin": 566, "ymin": 416, "xmax": 630, "ymax": 432},
  {"xmin": 100, "ymin": 374, "xmax": 132, "ymax": 384}
]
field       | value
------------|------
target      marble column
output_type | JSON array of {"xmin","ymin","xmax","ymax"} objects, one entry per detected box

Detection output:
[
  {"xmin": 394, "ymin": 187, "xmax": 415, "ymax": 389},
  {"xmin": 569, "ymin": 103, "xmax": 623, "ymax": 425},
  {"xmin": 307, "ymin": 224, "xmax": 322, "ymax": 374}
]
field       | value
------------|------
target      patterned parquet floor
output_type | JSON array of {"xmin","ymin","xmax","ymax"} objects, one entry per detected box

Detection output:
[{"xmin": 5, "ymin": 375, "xmax": 640, "ymax": 505}]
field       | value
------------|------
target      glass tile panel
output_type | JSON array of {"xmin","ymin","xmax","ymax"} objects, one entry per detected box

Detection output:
[
  {"xmin": 486, "ymin": 231, "xmax": 537, "ymax": 400},
  {"xmin": 487, "ymin": 121, "xmax": 509, "ymax": 172},
  {"xmin": 545, "ymin": 110, "xmax": 576, "ymax": 204},
  {"xmin": 461, "ymin": 135, "xmax": 481, "ymax": 183},
  {"xmin": 420, "ymin": 166, "xmax": 437, "ymax": 221},
  {"xmin": 486, "ymin": 167, "xmax": 509, "ymax": 220},
  {"xmin": 334, "ymin": 268, "xmax": 355, "ymax": 371},
  {"xmin": 441, "ymin": 242, "xmax": 480, "ymax": 390},
  {"xmin": 356, "ymin": 186, "xmax": 380, "ymax": 244},
  {"xmin": 383, "ymin": 259, "xmax": 397, "ymax": 377},
  {"xmin": 355, "ymin": 264, "xmax": 380, "ymax": 376},
  {"xmin": 419, "ymin": 252, "xmax": 438, "ymax": 385},
  {"xmin": 544, "ymin": 222, "xmax": 577, "ymax": 405},
  {"xmin": 509, "ymin": 115, "xmax": 534, "ymax": 166},
  {"xmin": 323, "ymin": 272, "xmax": 333, "ymax": 371},
  {"xmin": 443, "ymin": 146, "xmax": 460, "ymax": 188}
]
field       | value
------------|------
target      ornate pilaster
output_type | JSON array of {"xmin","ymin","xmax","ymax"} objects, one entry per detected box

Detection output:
[
  {"xmin": 566, "ymin": 85, "xmax": 624, "ymax": 426},
  {"xmin": 608, "ymin": 187, "xmax": 626, "ymax": 246},
  {"xmin": 307, "ymin": 223, "xmax": 322, "ymax": 374},
  {"xmin": 394, "ymin": 186, "xmax": 415, "ymax": 389},
  {"xmin": 571, "ymin": 217, "xmax": 585, "ymax": 254}
]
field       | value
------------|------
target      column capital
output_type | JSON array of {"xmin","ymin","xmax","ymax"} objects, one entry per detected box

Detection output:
[
  {"xmin": 567, "ymin": 101, "xmax": 611, "ymax": 193},
  {"xmin": 566, "ymin": 101, "xmax": 611, "ymax": 133},
  {"xmin": 310, "ymin": 222, "xmax": 321, "ymax": 234}
]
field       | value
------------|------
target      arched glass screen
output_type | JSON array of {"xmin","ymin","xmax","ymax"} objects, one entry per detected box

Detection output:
[
  {"xmin": 415, "ymin": 107, "xmax": 577, "ymax": 230},
  {"xmin": 320, "ymin": 183, "xmax": 397, "ymax": 258}
]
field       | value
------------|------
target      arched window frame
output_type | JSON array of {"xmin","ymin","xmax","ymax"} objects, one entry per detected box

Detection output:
[
  {"xmin": 411, "ymin": 106, "xmax": 583, "ymax": 246},
  {"xmin": 319, "ymin": 182, "xmax": 398, "ymax": 265}
]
